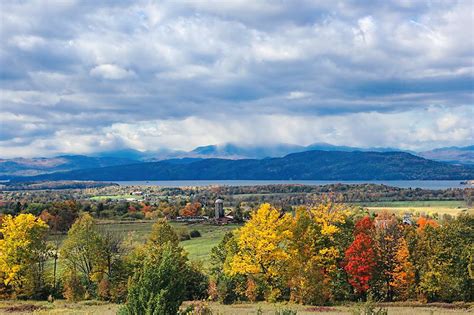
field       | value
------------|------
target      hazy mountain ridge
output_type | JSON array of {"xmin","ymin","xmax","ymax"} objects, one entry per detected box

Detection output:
[
  {"xmin": 418, "ymin": 145, "xmax": 474, "ymax": 165},
  {"xmin": 0, "ymin": 155, "xmax": 139, "ymax": 178},
  {"xmin": 2, "ymin": 143, "xmax": 472, "ymax": 179},
  {"xmin": 12, "ymin": 150, "xmax": 474, "ymax": 182}
]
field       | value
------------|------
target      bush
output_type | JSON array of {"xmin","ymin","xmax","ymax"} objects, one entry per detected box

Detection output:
[
  {"xmin": 184, "ymin": 262, "xmax": 209, "ymax": 300},
  {"xmin": 275, "ymin": 309, "xmax": 297, "ymax": 315},
  {"xmin": 177, "ymin": 228, "xmax": 191, "ymax": 241},
  {"xmin": 179, "ymin": 301, "xmax": 213, "ymax": 315},
  {"xmin": 216, "ymin": 275, "xmax": 245, "ymax": 305},
  {"xmin": 122, "ymin": 212, "xmax": 145, "ymax": 220},
  {"xmin": 190, "ymin": 230, "xmax": 201, "ymax": 238},
  {"xmin": 62, "ymin": 272, "xmax": 85, "ymax": 302},
  {"xmin": 119, "ymin": 244, "xmax": 187, "ymax": 315},
  {"xmin": 351, "ymin": 296, "xmax": 388, "ymax": 315}
]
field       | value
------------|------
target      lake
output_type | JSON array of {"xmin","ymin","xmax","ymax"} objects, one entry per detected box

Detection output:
[{"xmin": 114, "ymin": 180, "xmax": 471, "ymax": 190}]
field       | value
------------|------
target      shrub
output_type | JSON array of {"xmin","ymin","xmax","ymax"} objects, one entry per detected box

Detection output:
[
  {"xmin": 97, "ymin": 278, "xmax": 110, "ymax": 301},
  {"xmin": 275, "ymin": 309, "xmax": 298, "ymax": 315},
  {"xmin": 179, "ymin": 301, "xmax": 213, "ymax": 315},
  {"xmin": 62, "ymin": 272, "xmax": 85, "ymax": 302},
  {"xmin": 119, "ymin": 244, "xmax": 187, "ymax": 315},
  {"xmin": 177, "ymin": 228, "xmax": 191, "ymax": 241},
  {"xmin": 190, "ymin": 230, "xmax": 201, "ymax": 238},
  {"xmin": 351, "ymin": 296, "xmax": 388, "ymax": 315},
  {"xmin": 216, "ymin": 275, "xmax": 242, "ymax": 304},
  {"xmin": 184, "ymin": 262, "xmax": 209, "ymax": 300}
]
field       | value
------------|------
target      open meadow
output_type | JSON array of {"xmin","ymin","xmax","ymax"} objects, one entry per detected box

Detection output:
[
  {"xmin": 354, "ymin": 200, "xmax": 473, "ymax": 216},
  {"xmin": 0, "ymin": 300, "xmax": 472, "ymax": 315}
]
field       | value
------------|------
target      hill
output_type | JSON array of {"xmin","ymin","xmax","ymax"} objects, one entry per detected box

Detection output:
[
  {"xmin": 13, "ymin": 150, "xmax": 474, "ymax": 181},
  {"xmin": 0, "ymin": 155, "xmax": 139, "ymax": 178},
  {"xmin": 418, "ymin": 145, "xmax": 474, "ymax": 165}
]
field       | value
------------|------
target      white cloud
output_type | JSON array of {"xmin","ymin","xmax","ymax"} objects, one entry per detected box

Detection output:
[
  {"xmin": 90, "ymin": 64, "xmax": 135, "ymax": 80},
  {"xmin": 0, "ymin": 0, "xmax": 472, "ymax": 157}
]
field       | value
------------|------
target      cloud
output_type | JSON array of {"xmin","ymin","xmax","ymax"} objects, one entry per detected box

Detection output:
[
  {"xmin": 0, "ymin": 0, "xmax": 472, "ymax": 157},
  {"xmin": 90, "ymin": 64, "xmax": 135, "ymax": 80}
]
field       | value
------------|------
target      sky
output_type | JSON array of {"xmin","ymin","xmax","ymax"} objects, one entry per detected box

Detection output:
[{"xmin": 0, "ymin": 0, "xmax": 473, "ymax": 158}]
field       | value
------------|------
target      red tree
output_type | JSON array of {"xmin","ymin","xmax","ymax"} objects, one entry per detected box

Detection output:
[{"xmin": 344, "ymin": 216, "xmax": 377, "ymax": 294}]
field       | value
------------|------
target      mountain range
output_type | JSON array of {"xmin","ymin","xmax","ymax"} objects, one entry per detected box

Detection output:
[
  {"xmin": 1, "ymin": 143, "xmax": 473, "ymax": 180},
  {"xmin": 10, "ymin": 150, "xmax": 474, "ymax": 182}
]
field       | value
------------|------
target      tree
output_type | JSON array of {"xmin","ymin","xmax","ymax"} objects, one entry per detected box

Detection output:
[
  {"xmin": 233, "ymin": 203, "xmax": 244, "ymax": 223},
  {"xmin": 390, "ymin": 237, "xmax": 415, "ymax": 300},
  {"xmin": 416, "ymin": 216, "xmax": 438, "ymax": 232},
  {"xmin": 287, "ymin": 206, "xmax": 326, "ymax": 304},
  {"xmin": 226, "ymin": 203, "xmax": 292, "ymax": 301},
  {"xmin": 344, "ymin": 216, "xmax": 377, "ymax": 297},
  {"xmin": 372, "ymin": 212, "xmax": 402, "ymax": 300},
  {"xmin": 0, "ymin": 214, "xmax": 49, "ymax": 296},
  {"xmin": 147, "ymin": 219, "xmax": 179, "ymax": 248},
  {"xmin": 119, "ymin": 244, "xmax": 187, "ymax": 315},
  {"xmin": 209, "ymin": 232, "xmax": 245, "ymax": 304},
  {"xmin": 60, "ymin": 213, "xmax": 106, "ymax": 299},
  {"xmin": 416, "ymin": 214, "xmax": 473, "ymax": 302},
  {"xmin": 180, "ymin": 202, "xmax": 201, "ymax": 217}
]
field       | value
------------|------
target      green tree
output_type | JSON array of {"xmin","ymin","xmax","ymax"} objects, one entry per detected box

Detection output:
[
  {"xmin": 209, "ymin": 232, "xmax": 245, "ymax": 304},
  {"xmin": 60, "ymin": 213, "xmax": 106, "ymax": 298}
]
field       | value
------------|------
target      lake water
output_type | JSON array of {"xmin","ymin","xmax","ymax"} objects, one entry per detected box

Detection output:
[{"xmin": 114, "ymin": 180, "xmax": 471, "ymax": 190}]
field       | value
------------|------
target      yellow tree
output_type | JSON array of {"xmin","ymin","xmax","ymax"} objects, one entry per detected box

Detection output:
[
  {"xmin": 288, "ymin": 203, "xmax": 350, "ymax": 304},
  {"xmin": 0, "ymin": 214, "xmax": 48, "ymax": 294},
  {"xmin": 390, "ymin": 237, "xmax": 415, "ymax": 300},
  {"xmin": 226, "ymin": 203, "xmax": 292, "ymax": 301}
]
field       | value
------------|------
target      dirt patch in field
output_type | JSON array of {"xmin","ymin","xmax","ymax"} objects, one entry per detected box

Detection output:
[{"xmin": 1, "ymin": 304, "xmax": 46, "ymax": 313}]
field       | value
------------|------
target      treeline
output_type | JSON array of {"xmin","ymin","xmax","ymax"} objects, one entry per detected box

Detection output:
[
  {"xmin": 208, "ymin": 203, "xmax": 473, "ymax": 304},
  {"xmin": 0, "ymin": 199, "xmax": 249, "ymax": 224},
  {"xmin": 0, "ymin": 202, "xmax": 472, "ymax": 313},
  {"xmin": 0, "ymin": 200, "xmax": 186, "ymax": 224},
  {"xmin": 215, "ymin": 184, "xmax": 473, "ymax": 205},
  {"xmin": 1, "ymin": 181, "xmax": 117, "ymax": 191},
  {"xmin": 3, "ymin": 184, "xmax": 473, "ymax": 209}
]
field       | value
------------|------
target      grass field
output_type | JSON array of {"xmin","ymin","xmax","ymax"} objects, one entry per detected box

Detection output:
[
  {"xmin": 52, "ymin": 221, "xmax": 239, "ymax": 268},
  {"xmin": 0, "ymin": 300, "xmax": 471, "ymax": 314},
  {"xmin": 353, "ymin": 200, "xmax": 472, "ymax": 216},
  {"xmin": 175, "ymin": 223, "xmax": 238, "ymax": 265}
]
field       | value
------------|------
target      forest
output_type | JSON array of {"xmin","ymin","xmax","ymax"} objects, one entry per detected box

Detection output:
[{"xmin": 0, "ymin": 198, "xmax": 472, "ymax": 314}]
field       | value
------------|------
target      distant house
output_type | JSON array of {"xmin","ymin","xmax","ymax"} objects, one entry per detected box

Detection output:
[{"xmin": 403, "ymin": 213, "xmax": 413, "ymax": 225}]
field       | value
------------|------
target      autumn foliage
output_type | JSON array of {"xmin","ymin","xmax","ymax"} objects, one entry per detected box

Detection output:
[
  {"xmin": 344, "ymin": 217, "xmax": 376, "ymax": 295},
  {"xmin": 0, "ymin": 200, "xmax": 472, "ymax": 306},
  {"xmin": 180, "ymin": 202, "xmax": 202, "ymax": 217}
]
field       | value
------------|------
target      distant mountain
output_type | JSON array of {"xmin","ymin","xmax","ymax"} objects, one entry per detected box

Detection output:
[
  {"xmin": 3, "ymin": 143, "xmax": 472, "ymax": 179},
  {"xmin": 0, "ymin": 155, "xmax": 139, "ymax": 178},
  {"xmin": 186, "ymin": 142, "xmax": 405, "ymax": 159},
  {"xmin": 92, "ymin": 149, "xmax": 150, "ymax": 160},
  {"xmin": 189, "ymin": 143, "xmax": 305, "ymax": 159},
  {"xmin": 418, "ymin": 145, "xmax": 474, "ymax": 165},
  {"xmin": 305, "ymin": 143, "xmax": 403, "ymax": 153},
  {"xmin": 14, "ymin": 150, "xmax": 474, "ymax": 181}
]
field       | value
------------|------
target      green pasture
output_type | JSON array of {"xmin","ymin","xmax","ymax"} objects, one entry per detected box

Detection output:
[
  {"xmin": 48, "ymin": 221, "xmax": 240, "ymax": 268},
  {"xmin": 354, "ymin": 200, "xmax": 467, "ymax": 208}
]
